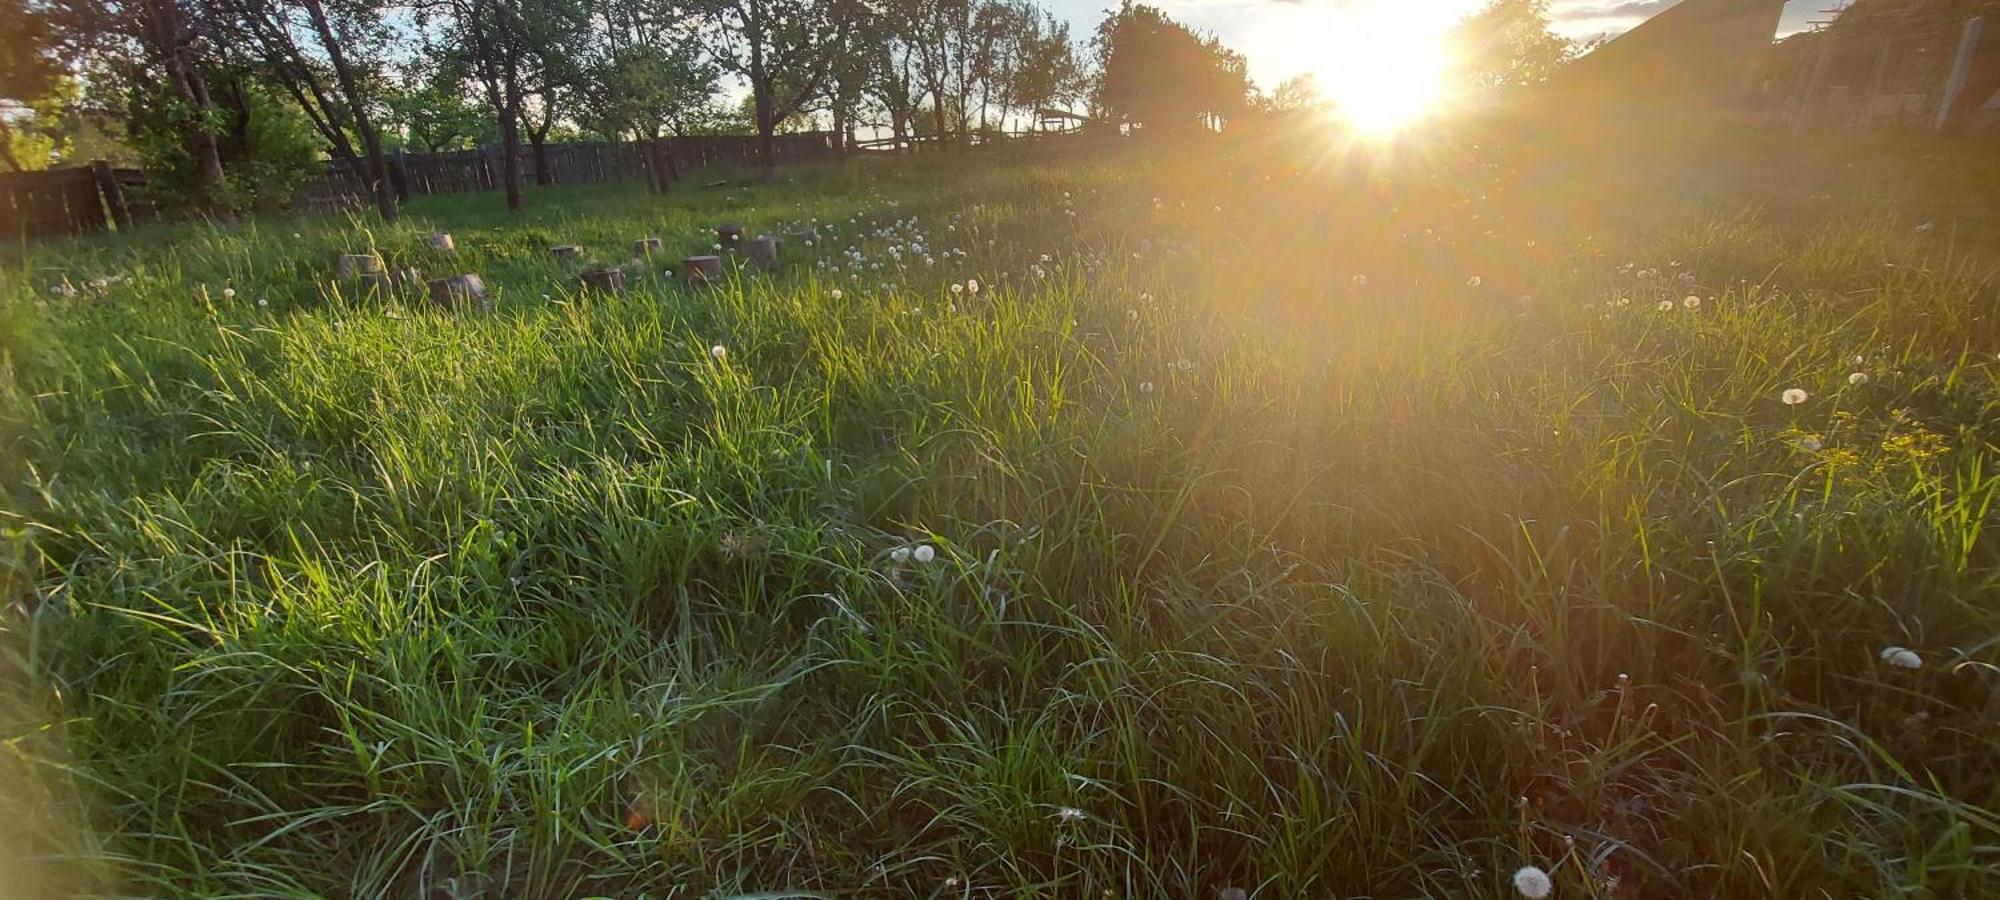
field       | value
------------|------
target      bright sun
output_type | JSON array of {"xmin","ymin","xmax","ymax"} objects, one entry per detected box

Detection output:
[{"xmin": 1302, "ymin": 2, "xmax": 1469, "ymax": 138}]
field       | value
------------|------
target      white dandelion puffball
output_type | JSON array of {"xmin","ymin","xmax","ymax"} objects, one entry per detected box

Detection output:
[
  {"xmin": 222, "ymin": 287, "xmax": 236, "ymax": 299},
  {"xmin": 1657, "ymin": 299, "xmax": 1675, "ymax": 311},
  {"xmin": 966, "ymin": 278, "xmax": 979, "ymax": 295},
  {"xmin": 1781, "ymin": 388, "xmax": 1810, "ymax": 406},
  {"xmin": 1140, "ymin": 381, "xmax": 1155, "ymax": 394},
  {"xmin": 890, "ymin": 547, "xmax": 912, "ymax": 564},
  {"xmin": 257, "ymin": 298, "xmax": 269, "ymax": 307},
  {"xmin": 1683, "ymin": 295, "xmax": 1702, "ymax": 310},
  {"xmin": 830, "ymin": 289, "xmax": 843, "ymax": 300},
  {"xmin": 710, "ymin": 344, "xmax": 728, "ymax": 361},
  {"xmin": 1512, "ymin": 865, "xmax": 1553, "ymax": 899},
  {"xmin": 1848, "ymin": 371, "xmax": 1870, "ymax": 386},
  {"xmin": 1881, "ymin": 646, "xmax": 1922, "ymax": 669},
  {"xmin": 951, "ymin": 283, "xmax": 964, "ymax": 295},
  {"xmin": 1056, "ymin": 806, "xmax": 1086, "ymax": 823},
  {"xmin": 912, "ymin": 544, "xmax": 936, "ymax": 564},
  {"xmin": 1466, "ymin": 276, "xmax": 1483, "ymax": 288}
]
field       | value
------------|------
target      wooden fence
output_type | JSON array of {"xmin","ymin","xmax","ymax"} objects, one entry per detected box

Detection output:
[
  {"xmin": 2, "ymin": 162, "xmax": 154, "ymax": 240},
  {"xmin": 6, "ymin": 132, "xmax": 840, "ymax": 240},
  {"xmin": 299, "ymin": 132, "xmax": 841, "ymax": 209}
]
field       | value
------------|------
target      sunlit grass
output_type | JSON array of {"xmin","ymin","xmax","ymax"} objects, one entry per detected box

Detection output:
[{"xmin": 1, "ymin": 121, "xmax": 1998, "ymax": 897}]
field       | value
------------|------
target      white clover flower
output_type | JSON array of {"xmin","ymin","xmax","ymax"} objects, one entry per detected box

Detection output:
[
  {"xmin": 1851, "ymin": 355, "xmax": 1866, "ymax": 366},
  {"xmin": 222, "ymin": 287, "xmax": 236, "ymax": 299},
  {"xmin": 912, "ymin": 544, "xmax": 936, "ymax": 564},
  {"xmin": 830, "ymin": 289, "xmax": 843, "ymax": 300},
  {"xmin": 1055, "ymin": 806, "xmax": 1086, "ymax": 823},
  {"xmin": 1512, "ymin": 865, "xmax": 1553, "ymax": 899},
  {"xmin": 890, "ymin": 547, "xmax": 912, "ymax": 564},
  {"xmin": 1881, "ymin": 646, "xmax": 1922, "ymax": 669},
  {"xmin": 1781, "ymin": 388, "xmax": 1809, "ymax": 406},
  {"xmin": 1683, "ymin": 295, "xmax": 1702, "ymax": 310},
  {"xmin": 1039, "ymin": 253, "xmax": 1051, "ymax": 263},
  {"xmin": 1848, "ymin": 371, "xmax": 1870, "ymax": 386},
  {"xmin": 710, "ymin": 344, "xmax": 728, "ymax": 361}
]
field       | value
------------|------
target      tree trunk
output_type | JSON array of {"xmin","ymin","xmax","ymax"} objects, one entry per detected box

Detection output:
[
  {"xmin": 832, "ymin": 104, "xmax": 849, "ymax": 158},
  {"xmin": 530, "ymin": 103, "xmax": 554, "ymax": 185},
  {"xmin": 300, "ymin": 0, "xmax": 397, "ymax": 221},
  {"xmin": 147, "ymin": 0, "xmax": 229, "ymax": 214},
  {"xmin": 500, "ymin": 72, "xmax": 523, "ymax": 211}
]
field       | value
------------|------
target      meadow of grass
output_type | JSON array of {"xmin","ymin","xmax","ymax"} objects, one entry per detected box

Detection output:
[{"xmin": 2, "ymin": 119, "xmax": 1998, "ymax": 898}]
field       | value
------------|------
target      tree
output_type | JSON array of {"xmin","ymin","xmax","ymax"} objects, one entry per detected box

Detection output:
[
  {"xmin": 695, "ymin": 0, "xmax": 852, "ymax": 172},
  {"xmin": 425, "ymin": 0, "xmax": 587, "ymax": 211},
  {"xmin": 1446, "ymin": 0, "xmax": 1574, "ymax": 92},
  {"xmin": 1093, "ymin": 2, "xmax": 1249, "ymax": 135},
  {"xmin": 1005, "ymin": 7, "xmax": 1081, "ymax": 127},
  {"xmin": 0, "ymin": 0, "xmax": 62, "ymax": 170},
  {"xmin": 209, "ymin": 0, "xmax": 402, "ymax": 219},
  {"xmin": 385, "ymin": 61, "xmax": 489, "ymax": 151},
  {"xmin": 1261, "ymin": 72, "xmax": 1324, "ymax": 113}
]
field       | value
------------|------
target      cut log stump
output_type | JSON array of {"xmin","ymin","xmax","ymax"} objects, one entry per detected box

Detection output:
[
  {"xmin": 717, "ymin": 224, "xmax": 743, "ymax": 248},
  {"xmin": 634, "ymin": 237, "xmax": 664, "ymax": 257},
  {"xmin": 423, "ymin": 233, "xmax": 456, "ymax": 253},
  {"xmin": 682, "ymin": 255, "xmax": 723, "ymax": 286},
  {"xmin": 428, "ymin": 273, "xmax": 488, "ymax": 309},
  {"xmin": 581, "ymin": 268, "xmax": 626, "ymax": 294},
  {"xmin": 551, "ymin": 244, "xmax": 584, "ymax": 261},
  {"xmin": 336, "ymin": 253, "xmax": 384, "ymax": 278},
  {"xmin": 743, "ymin": 235, "xmax": 779, "ymax": 269}
]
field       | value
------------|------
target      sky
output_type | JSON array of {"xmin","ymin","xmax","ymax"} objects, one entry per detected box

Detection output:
[{"xmin": 1039, "ymin": 0, "xmax": 1828, "ymax": 91}]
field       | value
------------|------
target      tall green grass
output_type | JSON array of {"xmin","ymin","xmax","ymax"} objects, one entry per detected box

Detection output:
[{"xmin": 2, "ymin": 130, "xmax": 1997, "ymax": 897}]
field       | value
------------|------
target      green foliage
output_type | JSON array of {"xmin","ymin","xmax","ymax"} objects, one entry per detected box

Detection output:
[
  {"xmin": 4, "ymin": 126, "xmax": 2000, "ymax": 897},
  {"xmin": 1092, "ymin": 1, "xmax": 1251, "ymax": 134},
  {"xmin": 1448, "ymin": 0, "xmax": 1576, "ymax": 91}
]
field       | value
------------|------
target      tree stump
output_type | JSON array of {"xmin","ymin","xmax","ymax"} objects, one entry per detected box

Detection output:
[
  {"xmin": 682, "ymin": 255, "xmax": 723, "ymax": 286},
  {"xmin": 424, "ymin": 233, "xmax": 456, "ymax": 253},
  {"xmin": 581, "ymin": 268, "xmax": 625, "ymax": 294},
  {"xmin": 551, "ymin": 244, "xmax": 584, "ymax": 261},
  {"xmin": 428, "ymin": 273, "xmax": 488, "ymax": 309},
  {"xmin": 743, "ymin": 235, "xmax": 779, "ymax": 269},
  {"xmin": 336, "ymin": 253, "xmax": 384, "ymax": 278},
  {"xmin": 634, "ymin": 237, "xmax": 664, "ymax": 257},
  {"xmin": 717, "ymin": 224, "xmax": 743, "ymax": 248}
]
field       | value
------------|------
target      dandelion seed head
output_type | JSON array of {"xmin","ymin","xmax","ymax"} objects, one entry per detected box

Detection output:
[
  {"xmin": 830, "ymin": 289, "xmax": 843, "ymax": 300},
  {"xmin": 1848, "ymin": 371, "xmax": 1870, "ymax": 386},
  {"xmin": 1512, "ymin": 865, "xmax": 1553, "ymax": 899},
  {"xmin": 710, "ymin": 344, "xmax": 728, "ymax": 360},
  {"xmin": 912, "ymin": 544, "xmax": 936, "ymax": 564},
  {"xmin": 222, "ymin": 287, "xmax": 236, "ymax": 299},
  {"xmin": 1683, "ymin": 295, "xmax": 1702, "ymax": 310},
  {"xmin": 1056, "ymin": 806, "xmax": 1086, "ymax": 823},
  {"xmin": 1881, "ymin": 646, "xmax": 1922, "ymax": 669},
  {"xmin": 1782, "ymin": 388, "xmax": 1809, "ymax": 406}
]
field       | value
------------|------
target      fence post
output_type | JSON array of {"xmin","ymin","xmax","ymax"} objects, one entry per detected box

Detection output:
[
  {"xmin": 479, "ymin": 146, "xmax": 497, "ymax": 191},
  {"xmin": 646, "ymin": 140, "xmax": 672, "ymax": 194},
  {"xmin": 91, "ymin": 160, "xmax": 132, "ymax": 230}
]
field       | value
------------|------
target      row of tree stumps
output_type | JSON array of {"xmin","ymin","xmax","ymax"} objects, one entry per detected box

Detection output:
[{"xmin": 330, "ymin": 225, "xmax": 791, "ymax": 310}]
